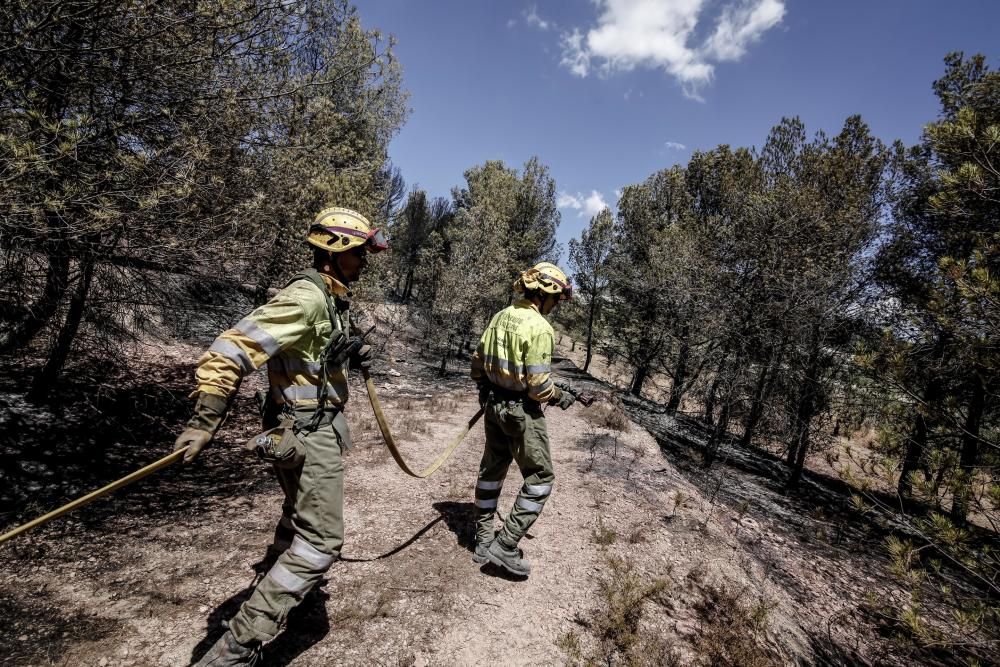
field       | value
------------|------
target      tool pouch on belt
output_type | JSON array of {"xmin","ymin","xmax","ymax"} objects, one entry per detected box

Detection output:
[
  {"xmin": 245, "ymin": 417, "xmax": 306, "ymax": 469},
  {"xmin": 488, "ymin": 397, "xmax": 527, "ymax": 438}
]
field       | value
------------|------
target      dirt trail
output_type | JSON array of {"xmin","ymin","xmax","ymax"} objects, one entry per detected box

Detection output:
[{"xmin": 0, "ymin": 351, "xmax": 819, "ymax": 667}]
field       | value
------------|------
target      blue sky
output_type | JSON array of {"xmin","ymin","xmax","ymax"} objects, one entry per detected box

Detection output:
[{"xmin": 357, "ymin": 0, "xmax": 998, "ymax": 256}]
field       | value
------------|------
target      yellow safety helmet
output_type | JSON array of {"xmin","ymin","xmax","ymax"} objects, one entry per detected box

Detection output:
[
  {"xmin": 307, "ymin": 207, "xmax": 389, "ymax": 253},
  {"xmin": 514, "ymin": 261, "xmax": 573, "ymax": 300}
]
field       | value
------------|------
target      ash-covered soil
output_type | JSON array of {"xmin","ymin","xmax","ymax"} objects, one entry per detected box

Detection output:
[{"xmin": 0, "ymin": 340, "xmax": 989, "ymax": 666}]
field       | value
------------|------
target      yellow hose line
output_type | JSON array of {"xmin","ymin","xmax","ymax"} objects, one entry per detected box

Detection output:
[
  {"xmin": 0, "ymin": 447, "xmax": 188, "ymax": 546},
  {"xmin": 362, "ymin": 368, "xmax": 482, "ymax": 478}
]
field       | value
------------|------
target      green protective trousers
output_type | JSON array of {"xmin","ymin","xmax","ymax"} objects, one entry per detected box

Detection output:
[
  {"xmin": 229, "ymin": 407, "xmax": 351, "ymax": 645},
  {"xmin": 474, "ymin": 399, "xmax": 554, "ymax": 547}
]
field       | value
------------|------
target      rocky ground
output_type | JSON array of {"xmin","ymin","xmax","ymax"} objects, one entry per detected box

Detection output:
[{"xmin": 0, "ymin": 338, "xmax": 992, "ymax": 666}]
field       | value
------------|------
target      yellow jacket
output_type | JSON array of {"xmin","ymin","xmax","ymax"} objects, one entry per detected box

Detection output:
[
  {"xmin": 193, "ymin": 272, "xmax": 352, "ymax": 407},
  {"xmin": 470, "ymin": 299, "xmax": 561, "ymax": 403}
]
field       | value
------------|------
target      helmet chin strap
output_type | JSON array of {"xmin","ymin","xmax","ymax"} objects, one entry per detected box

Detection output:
[
  {"xmin": 317, "ymin": 250, "xmax": 349, "ymax": 284},
  {"xmin": 332, "ymin": 261, "xmax": 349, "ymax": 285}
]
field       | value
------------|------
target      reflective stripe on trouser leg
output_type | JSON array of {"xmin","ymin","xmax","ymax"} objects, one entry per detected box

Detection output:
[
  {"xmin": 475, "ymin": 409, "xmax": 514, "ymax": 544},
  {"xmin": 501, "ymin": 408, "xmax": 554, "ymax": 545},
  {"xmin": 229, "ymin": 411, "xmax": 347, "ymax": 644}
]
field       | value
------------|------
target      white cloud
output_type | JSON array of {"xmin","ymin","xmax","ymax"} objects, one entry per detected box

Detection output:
[
  {"xmin": 583, "ymin": 191, "xmax": 609, "ymax": 217},
  {"xmin": 664, "ymin": 140, "xmax": 686, "ymax": 150},
  {"xmin": 560, "ymin": 29, "xmax": 590, "ymax": 77},
  {"xmin": 507, "ymin": 18, "xmax": 517, "ymax": 29},
  {"xmin": 557, "ymin": 191, "xmax": 583, "ymax": 210},
  {"xmin": 704, "ymin": 0, "xmax": 785, "ymax": 61},
  {"xmin": 524, "ymin": 5, "xmax": 551, "ymax": 30},
  {"xmin": 558, "ymin": 190, "xmax": 609, "ymax": 218},
  {"xmin": 559, "ymin": 0, "xmax": 785, "ymax": 99}
]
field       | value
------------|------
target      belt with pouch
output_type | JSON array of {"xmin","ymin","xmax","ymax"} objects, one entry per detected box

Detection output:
[{"xmin": 487, "ymin": 385, "xmax": 541, "ymax": 411}]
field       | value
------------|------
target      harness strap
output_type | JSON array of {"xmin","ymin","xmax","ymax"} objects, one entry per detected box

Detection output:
[{"xmin": 283, "ymin": 269, "xmax": 345, "ymax": 432}]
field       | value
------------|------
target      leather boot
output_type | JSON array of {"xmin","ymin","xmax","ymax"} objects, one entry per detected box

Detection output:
[
  {"xmin": 472, "ymin": 539, "xmax": 492, "ymax": 564},
  {"xmin": 486, "ymin": 537, "xmax": 530, "ymax": 576},
  {"xmin": 193, "ymin": 629, "xmax": 261, "ymax": 667}
]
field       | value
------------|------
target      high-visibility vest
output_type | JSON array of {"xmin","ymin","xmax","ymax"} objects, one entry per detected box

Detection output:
[{"xmin": 471, "ymin": 299, "xmax": 558, "ymax": 403}]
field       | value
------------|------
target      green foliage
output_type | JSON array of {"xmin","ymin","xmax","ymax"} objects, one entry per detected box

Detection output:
[
  {"xmin": 567, "ymin": 207, "xmax": 614, "ymax": 371},
  {"xmin": 388, "ymin": 157, "xmax": 561, "ymax": 373},
  {"xmin": 870, "ymin": 52, "xmax": 998, "ymax": 519},
  {"xmin": 0, "ymin": 0, "xmax": 407, "ymax": 389}
]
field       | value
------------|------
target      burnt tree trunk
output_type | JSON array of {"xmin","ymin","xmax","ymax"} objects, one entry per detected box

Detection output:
[
  {"xmin": 785, "ymin": 340, "xmax": 822, "ymax": 491},
  {"xmin": 28, "ymin": 258, "xmax": 96, "ymax": 401},
  {"xmin": 703, "ymin": 395, "xmax": 733, "ymax": 468},
  {"xmin": 439, "ymin": 333, "xmax": 454, "ymax": 376},
  {"xmin": 949, "ymin": 372, "xmax": 986, "ymax": 525},
  {"xmin": 665, "ymin": 324, "xmax": 690, "ymax": 414},
  {"xmin": 583, "ymin": 291, "xmax": 598, "ymax": 373},
  {"xmin": 898, "ymin": 335, "xmax": 948, "ymax": 497},
  {"xmin": 704, "ymin": 349, "xmax": 730, "ymax": 425},
  {"xmin": 630, "ymin": 364, "xmax": 649, "ymax": 397},
  {"xmin": 0, "ymin": 239, "xmax": 70, "ymax": 355},
  {"xmin": 740, "ymin": 339, "xmax": 785, "ymax": 448}
]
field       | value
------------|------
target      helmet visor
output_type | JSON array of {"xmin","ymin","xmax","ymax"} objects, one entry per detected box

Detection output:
[{"xmin": 366, "ymin": 228, "xmax": 389, "ymax": 253}]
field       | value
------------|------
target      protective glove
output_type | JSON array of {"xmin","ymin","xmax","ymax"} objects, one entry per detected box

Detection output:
[
  {"xmin": 186, "ymin": 392, "xmax": 229, "ymax": 432},
  {"xmin": 174, "ymin": 428, "xmax": 213, "ymax": 463},
  {"xmin": 349, "ymin": 343, "xmax": 374, "ymax": 370},
  {"xmin": 554, "ymin": 389, "xmax": 576, "ymax": 410},
  {"xmin": 175, "ymin": 392, "xmax": 228, "ymax": 463}
]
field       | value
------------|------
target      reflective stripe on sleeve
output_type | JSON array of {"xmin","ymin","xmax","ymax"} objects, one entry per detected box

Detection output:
[
  {"xmin": 475, "ymin": 498, "xmax": 498, "ymax": 510},
  {"xmin": 208, "ymin": 339, "xmax": 255, "ymax": 373},
  {"xmin": 289, "ymin": 535, "xmax": 336, "ymax": 570},
  {"xmin": 515, "ymin": 497, "xmax": 543, "ymax": 513},
  {"xmin": 525, "ymin": 364, "xmax": 550, "ymax": 374},
  {"xmin": 523, "ymin": 483, "xmax": 552, "ymax": 496},
  {"xmin": 235, "ymin": 318, "xmax": 282, "ymax": 356},
  {"xmin": 531, "ymin": 377, "xmax": 553, "ymax": 393},
  {"xmin": 476, "ymin": 479, "xmax": 503, "ymax": 491},
  {"xmin": 267, "ymin": 563, "xmax": 311, "ymax": 594}
]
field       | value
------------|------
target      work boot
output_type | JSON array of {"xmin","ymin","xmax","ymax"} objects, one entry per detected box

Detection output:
[
  {"xmin": 472, "ymin": 539, "xmax": 492, "ymax": 564},
  {"xmin": 193, "ymin": 629, "xmax": 261, "ymax": 667},
  {"xmin": 486, "ymin": 537, "xmax": 530, "ymax": 576}
]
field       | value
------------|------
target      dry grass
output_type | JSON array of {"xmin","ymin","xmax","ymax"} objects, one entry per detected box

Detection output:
[
  {"xmin": 559, "ymin": 555, "xmax": 679, "ymax": 667},
  {"xmin": 690, "ymin": 583, "xmax": 780, "ymax": 667},
  {"xmin": 591, "ymin": 516, "xmax": 619, "ymax": 546},
  {"xmin": 582, "ymin": 401, "xmax": 631, "ymax": 432}
]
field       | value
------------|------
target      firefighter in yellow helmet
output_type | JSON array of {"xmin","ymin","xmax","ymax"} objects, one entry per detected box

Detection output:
[
  {"xmin": 175, "ymin": 207, "xmax": 387, "ymax": 666},
  {"xmin": 469, "ymin": 261, "xmax": 581, "ymax": 577}
]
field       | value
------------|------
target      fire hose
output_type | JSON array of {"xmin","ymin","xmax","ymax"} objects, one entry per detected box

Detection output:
[{"xmin": 361, "ymin": 367, "xmax": 483, "ymax": 478}]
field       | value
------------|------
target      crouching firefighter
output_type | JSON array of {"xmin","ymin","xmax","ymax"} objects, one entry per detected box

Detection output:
[
  {"xmin": 470, "ymin": 261, "xmax": 583, "ymax": 577},
  {"xmin": 173, "ymin": 207, "xmax": 388, "ymax": 666}
]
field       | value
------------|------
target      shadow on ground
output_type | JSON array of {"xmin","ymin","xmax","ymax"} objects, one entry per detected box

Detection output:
[{"xmin": 0, "ymin": 358, "xmax": 274, "ymax": 538}]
